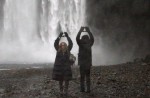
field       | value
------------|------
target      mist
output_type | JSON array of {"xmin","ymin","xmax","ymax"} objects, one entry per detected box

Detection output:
[
  {"xmin": 0, "ymin": 0, "xmax": 85, "ymax": 65},
  {"xmin": 0, "ymin": 0, "xmax": 150, "ymax": 65}
]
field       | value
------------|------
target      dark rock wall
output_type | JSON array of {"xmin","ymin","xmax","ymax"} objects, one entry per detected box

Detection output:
[{"xmin": 87, "ymin": 0, "xmax": 150, "ymax": 63}]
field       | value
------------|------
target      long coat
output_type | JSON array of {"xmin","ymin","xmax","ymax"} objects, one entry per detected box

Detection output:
[
  {"xmin": 76, "ymin": 30, "xmax": 94, "ymax": 68},
  {"xmin": 52, "ymin": 36, "xmax": 73, "ymax": 81}
]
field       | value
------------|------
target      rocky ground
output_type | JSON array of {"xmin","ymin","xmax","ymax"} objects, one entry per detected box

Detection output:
[{"xmin": 0, "ymin": 63, "xmax": 150, "ymax": 98}]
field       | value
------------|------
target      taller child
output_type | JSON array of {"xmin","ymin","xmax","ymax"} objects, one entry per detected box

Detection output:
[{"xmin": 76, "ymin": 27, "xmax": 94, "ymax": 93}]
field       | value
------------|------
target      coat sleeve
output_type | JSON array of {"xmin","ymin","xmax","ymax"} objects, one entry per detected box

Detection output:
[
  {"xmin": 89, "ymin": 31, "xmax": 94, "ymax": 46},
  {"xmin": 54, "ymin": 37, "xmax": 60, "ymax": 51},
  {"xmin": 67, "ymin": 36, "xmax": 73, "ymax": 51},
  {"xmin": 76, "ymin": 31, "xmax": 82, "ymax": 46},
  {"xmin": 86, "ymin": 27, "xmax": 94, "ymax": 46}
]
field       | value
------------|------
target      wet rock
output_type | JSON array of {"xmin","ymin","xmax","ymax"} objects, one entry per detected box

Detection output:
[
  {"xmin": 0, "ymin": 88, "xmax": 5, "ymax": 94},
  {"xmin": 0, "ymin": 64, "xmax": 149, "ymax": 98},
  {"xmin": 144, "ymin": 54, "xmax": 150, "ymax": 63}
]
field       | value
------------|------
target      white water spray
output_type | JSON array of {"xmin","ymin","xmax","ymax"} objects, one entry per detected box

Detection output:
[{"xmin": 0, "ymin": 0, "xmax": 86, "ymax": 64}]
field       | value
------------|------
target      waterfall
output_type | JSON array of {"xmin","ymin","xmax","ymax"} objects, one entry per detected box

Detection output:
[
  {"xmin": 3, "ymin": 0, "xmax": 38, "ymax": 44},
  {"xmin": 40, "ymin": 0, "xmax": 86, "ymax": 43},
  {"xmin": 0, "ymin": 0, "xmax": 86, "ymax": 64}
]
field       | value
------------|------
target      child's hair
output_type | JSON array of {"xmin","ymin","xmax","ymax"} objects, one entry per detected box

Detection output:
[{"xmin": 58, "ymin": 42, "xmax": 68, "ymax": 53}]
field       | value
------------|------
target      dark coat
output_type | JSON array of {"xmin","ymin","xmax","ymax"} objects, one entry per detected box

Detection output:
[
  {"xmin": 76, "ymin": 29, "xmax": 94, "ymax": 68},
  {"xmin": 52, "ymin": 36, "xmax": 73, "ymax": 81}
]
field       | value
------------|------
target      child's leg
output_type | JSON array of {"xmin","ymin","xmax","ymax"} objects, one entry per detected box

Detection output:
[
  {"xmin": 59, "ymin": 80, "xmax": 63, "ymax": 94},
  {"xmin": 64, "ymin": 80, "xmax": 69, "ymax": 95}
]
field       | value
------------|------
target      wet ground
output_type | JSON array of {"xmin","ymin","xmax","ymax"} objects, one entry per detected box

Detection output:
[{"xmin": 0, "ymin": 63, "xmax": 150, "ymax": 98}]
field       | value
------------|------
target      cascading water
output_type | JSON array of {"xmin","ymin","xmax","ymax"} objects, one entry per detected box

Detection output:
[
  {"xmin": 0, "ymin": 0, "xmax": 86, "ymax": 64},
  {"xmin": 40, "ymin": 0, "xmax": 86, "ymax": 43},
  {"xmin": 3, "ymin": 0, "xmax": 38, "ymax": 44}
]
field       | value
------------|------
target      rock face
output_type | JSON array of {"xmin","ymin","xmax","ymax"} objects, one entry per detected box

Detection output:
[
  {"xmin": 144, "ymin": 54, "xmax": 150, "ymax": 64},
  {"xmin": 0, "ymin": 63, "xmax": 149, "ymax": 98}
]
